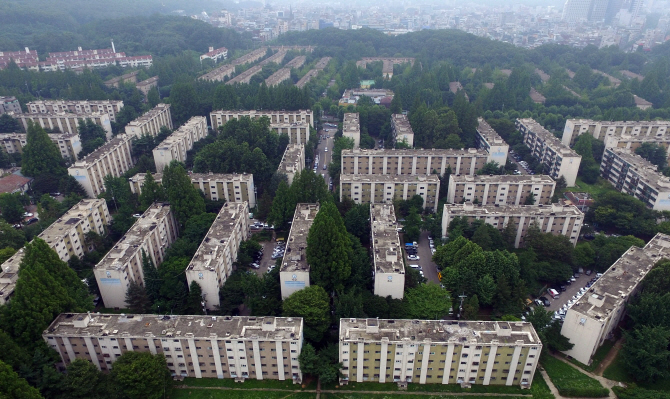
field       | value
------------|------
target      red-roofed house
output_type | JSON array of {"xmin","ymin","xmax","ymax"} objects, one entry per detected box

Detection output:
[{"xmin": 0, "ymin": 174, "xmax": 32, "ymax": 194}]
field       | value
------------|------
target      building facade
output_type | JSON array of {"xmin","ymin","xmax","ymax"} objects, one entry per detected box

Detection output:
[
  {"xmin": 476, "ymin": 118, "xmax": 509, "ymax": 166},
  {"xmin": 153, "ymin": 116, "xmax": 208, "ymax": 172},
  {"xmin": 280, "ymin": 203, "xmax": 319, "ymax": 299},
  {"xmin": 0, "ymin": 199, "xmax": 110, "ymax": 305},
  {"xmin": 200, "ymin": 46, "xmax": 228, "ymax": 63},
  {"xmin": 186, "ymin": 202, "xmax": 250, "ymax": 310},
  {"xmin": 210, "ymin": 109, "xmax": 314, "ymax": 129},
  {"xmin": 0, "ymin": 96, "xmax": 21, "ymax": 114},
  {"xmin": 0, "ymin": 132, "xmax": 82, "ymax": 160},
  {"xmin": 447, "ymin": 175, "xmax": 556, "ymax": 206},
  {"xmin": 68, "ymin": 134, "xmax": 134, "ymax": 198},
  {"xmin": 265, "ymin": 68, "xmax": 292, "ymax": 87},
  {"xmin": 341, "ymin": 148, "xmax": 488, "ymax": 177},
  {"xmin": 271, "ymin": 123, "xmax": 310, "ymax": 145},
  {"xmin": 343, "ymin": 113, "xmax": 361, "ymax": 149},
  {"xmin": 339, "ymin": 318, "xmax": 541, "ymax": 388},
  {"xmin": 442, "ymin": 202, "xmax": 584, "ymax": 247},
  {"xmin": 277, "ymin": 144, "xmax": 305, "ymax": 185},
  {"xmin": 340, "ymin": 174, "xmax": 440, "ymax": 212},
  {"xmin": 124, "ymin": 104, "xmax": 173, "ymax": 138},
  {"xmin": 135, "ymin": 77, "xmax": 159, "ymax": 98},
  {"xmin": 14, "ymin": 112, "xmax": 113, "ymax": 140},
  {"xmin": 516, "ymin": 118, "xmax": 581, "ymax": 187},
  {"xmin": 93, "ymin": 203, "xmax": 178, "ymax": 309},
  {"xmin": 390, "ymin": 114, "xmax": 414, "ymax": 147},
  {"xmin": 26, "ymin": 100, "xmax": 123, "ymax": 122},
  {"xmin": 561, "ymin": 233, "xmax": 670, "ymax": 365},
  {"xmin": 561, "ymin": 119, "xmax": 670, "ymax": 147},
  {"xmin": 44, "ymin": 313, "xmax": 304, "ymax": 382},
  {"xmin": 371, "ymin": 204, "xmax": 405, "ymax": 299},
  {"xmin": 600, "ymin": 147, "xmax": 670, "ymax": 211}
]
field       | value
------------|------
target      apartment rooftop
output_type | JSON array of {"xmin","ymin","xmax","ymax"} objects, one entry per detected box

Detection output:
[
  {"xmin": 187, "ymin": 202, "xmax": 248, "ymax": 273},
  {"xmin": 343, "ymin": 113, "xmax": 360, "ymax": 133},
  {"xmin": 517, "ymin": 118, "xmax": 580, "ymax": 157},
  {"xmin": 281, "ymin": 203, "xmax": 319, "ymax": 273},
  {"xmin": 450, "ymin": 174, "xmax": 555, "ymax": 184},
  {"xmin": 371, "ymin": 204, "xmax": 404, "ymax": 275},
  {"xmin": 26, "ymin": 99, "xmax": 122, "ymax": 107},
  {"xmin": 71, "ymin": 134, "xmax": 131, "ymax": 166},
  {"xmin": 476, "ymin": 118, "xmax": 505, "ymax": 144},
  {"xmin": 339, "ymin": 319, "xmax": 541, "ymax": 346},
  {"xmin": 212, "ymin": 109, "xmax": 312, "ymax": 117},
  {"xmin": 566, "ymin": 119, "xmax": 670, "ymax": 128},
  {"xmin": 131, "ymin": 172, "xmax": 253, "ymax": 185},
  {"xmin": 45, "ymin": 313, "xmax": 303, "ymax": 341},
  {"xmin": 277, "ymin": 144, "xmax": 304, "ymax": 175},
  {"xmin": 136, "ymin": 76, "xmax": 159, "ymax": 87},
  {"xmin": 342, "ymin": 148, "xmax": 488, "ymax": 158},
  {"xmin": 37, "ymin": 199, "xmax": 104, "ymax": 248},
  {"xmin": 126, "ymin": 104, "xmax": 170, "ymax": 126},
  {"xmin": 444, "ymin": 202, "xmax": 583, "ymax": 218},
  {"xmin": 341, "ymin": 174, "xmax": 440, "ymax": 184},
  {"xmin": 606, "ymin": 148, "xmax": 670, "ymax": 191},
  {"xmin": 314, "ymin": 57, "xmax": 331, "ymax": 69},
  {"xmin": 94, "ymin": 203, "xmax": 171, "ymax": 272},
  {"xmin": 391, "ymin": 114, "xmax": 413, "ymax": 132},
  {"xmin": 570, "ymin": 233, "xmax": 670, "ymax": 321}
]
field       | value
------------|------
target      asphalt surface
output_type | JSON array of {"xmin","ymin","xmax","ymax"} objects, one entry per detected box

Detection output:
[
  {"xmin": 546, "ymin": 272, "xmax": 595, "ymax": 312},
  {"xmin": 314, "ymin": 127, "xmax": 334, "ymax": 187},
  {"xmin": 403, "ymin": 230, "xmax": 441, "ymax": 284}
]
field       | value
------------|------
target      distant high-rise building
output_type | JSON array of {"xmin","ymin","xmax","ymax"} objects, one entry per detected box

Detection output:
[
  {"xmin": 589, "ymin": 0, "xmax": 609, "ymax": 21},
  {"xmin": 562, "ymin": 0, "xmax": 593, "ymax": 21}
]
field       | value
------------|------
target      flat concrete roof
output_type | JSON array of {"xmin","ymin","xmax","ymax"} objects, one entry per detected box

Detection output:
[{"xmin": 281, "ymin": 203, "xmax": 319, "ymax": 273}]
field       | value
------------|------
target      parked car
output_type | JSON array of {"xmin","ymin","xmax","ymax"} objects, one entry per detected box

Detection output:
[
  {"xmin": 24, "ymin": 218, "xmax": 39, "ymax": 225},
  {"xmin": 23, "ymin": 212, "xmax": 33, "ymax": 217},
  {"xmin": 407, "ymin": 255, "xmax": 420, "ymax": 261},
  {"xmin": 539, "ymin": 296, "xmax": 551, "ymax": 307}
]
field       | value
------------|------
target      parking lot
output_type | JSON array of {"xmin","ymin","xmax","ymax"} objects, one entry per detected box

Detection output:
[
  {"xmin": 545, "ymin": 272, "xmax": 599, "ymax": 312},
  {"xmin": 403, "ymin": 231, "xmax": 440, "ymax": 284}
]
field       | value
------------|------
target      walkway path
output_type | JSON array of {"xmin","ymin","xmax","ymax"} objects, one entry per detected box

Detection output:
[
  {"xmin": 539, "ymin": 369, "xmax": 565, "ymax": 399},
  {"xmin": 594, "ymin": 339, "xmax": 623, "ymax": 376},
  {"xmin": 549, "ymin": 353, "xmax": 625, "ymax": 399}
]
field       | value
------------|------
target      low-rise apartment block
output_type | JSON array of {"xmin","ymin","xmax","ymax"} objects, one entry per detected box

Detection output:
[
  {"xmin": 371, "ymin": 204, "xmax": 404, "ymax": 299},
  {"xmin": 561, "ymin": 233, "xmax": 670, "ymax": 365},
  {"xmin": 200, "ymin": 46, "xmax": 228, "ymax": 63},
  {"xmin": 129, "ymin": 172, "xmax": 256, "ymax": 209},
  {"xmin": 210, "ymin": 109, "xmax": 314, "ymax": 129},
  {"xmin": 44, "ymin": 313, "xmax": 304, "ymax": 382},
  {"xmin": 26, "ymin": 100, "xmax": 123, "ymax": 122},
  {"xmin": 343, "ymin": 113, "xmax": 361, "ymax": 149},
  {"xmin": 447, "ymin": 175, "xmax": 556, "ymax": 206},
  {"xmin": 476, "ymin": 118, "xmax": 509, "ymax": 166},
  {"xmin": 14, "ymin": 112, "xmax": 112, "ymax": 140},
  {"xmin": 265, "ymin": 68, "xmax": 291, "ymax": 87},
  {"xmin": 516, "ymin": 118, "xmax": 581, "ymax": 187},
  {"xmin": 124, "ymin": 104, "xmax": 173, "ymax": 138},
  {"xmin": 0, "ymin": 132, "xmax": 82, "ymax": 160},
  {"xmin": 339, "ymin": 318, "xmax": 541, "ymax": 388},
  {"xmin": 391, "ymin": 114, "xmax": 414, "ymax": 147},
  {"xmin": 135, "ymin": 76, "xmax": 159, "ymax": 97},
  {"xmin": 0, "ymin": 96, "xmax": 21, "ymax": 114},
  {"xmin": 600, "ymin": 147, "xmax": 670, "ymax": 211},
  {"xmin": 341, "ymin": 148, "xmax": 488, "ymax": 177},
  {"xmin": 339, "ymin": 89, "xmax": 394, "ymax": 107},
  {"xmin": 284, "ymin": 56, "xmax": 306, "ymax": 69},
  {"xmin": 271, "ymin": 123, "xmax": 310, "ymax": 145},
  {"xmin": 103, "ymin": 71, "xmax": 139, "ymax": 88},
  {"xmin": 280, "ymin": 203, "xmax": 319, "ymax": 299},
  {"xmin": 340, "ymin": 174, "xmax": 440, "ymax": 212},
  {"xmin": 562, "ymin": 119, "xmax": 670, "ymax": 147},
  {"xmin": 94, "ymin": 203, "xmax": 178, "ymax": 309},
  {"xmin": 199, "ymin": 64, "xmax": 236, "ymax": 82},
  {"xmin": 0, "ymin": 199, "xmax": 110, "ymax": 305},
  {"xmin": 602, "ymin": 134, "xmax": 670, "ymax": 160},
  {"xmin": 68, "ymin": 134, "xmax": 134, "ymax": 198},
  {"xmin": 153, "ymin": 116, "xmax": 207, "ymax": 172},
  {"xmin": 277, "ymin": 144, "xmax": 305, "ymax": 185},
  {"xmin": 186, "ymin": 202, "xmax": 249, "ymax": 310},
  {"xmin": 442, "ymin": 202, "xmax": 583, "ymax": 247}
]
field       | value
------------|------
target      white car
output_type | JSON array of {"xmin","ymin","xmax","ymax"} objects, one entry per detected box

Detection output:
[{"xmin": 408, "ymin": 255, "xmax": 420, "ymax": 261}]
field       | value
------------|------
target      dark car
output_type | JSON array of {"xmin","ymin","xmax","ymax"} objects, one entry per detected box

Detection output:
[
  {"xmin": 24, "ymin": 218, "xmax": 39, "ymax": 225},
  {"xmin": 539, "ymin": 296, "xmax": 551, "ymax": 307},
  {"xmin": 585, "ymin": 269, "xmax": 592, "ymax": 276},
  {"xmin": 560, "ymin": 285, "xmax": 567, "ymax": 292}
]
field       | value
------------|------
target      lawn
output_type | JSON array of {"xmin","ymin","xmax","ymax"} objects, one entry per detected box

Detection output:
[
  {"xmin": 563, "ymin": 177, "xmax": 614, "ymax": 198},
  {"xmin": 565, "ymin": 339, "xmax": 615, "ymax": 372},
  {"xmin": 180, "ymin": 377, "xmax": 316, "ymax": 390},
  {"xmin": 603, "ymin": 350, "xmax": 670, "ymax": 391},
  {"xmin": 321, "ymin": 394, "xmax": 529, "ymax": 399},
  {"xmin": 170, "ymin": 389, "xmax": 305, "ymax": 399},
  {"xmin": 541, "ymin": 355, "xmax": 608, "ymax": 397}
]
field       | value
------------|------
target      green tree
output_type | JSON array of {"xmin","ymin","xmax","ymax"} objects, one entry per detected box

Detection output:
[
  {"xmin": 0, "ymin": 193, "xmax": 25, "ymax": 224},
  {"xmin": 404, "ymin": 283, "xmax": 452, "ymax": 319},
  {"xmin": 476, "ymin": 161, "xmax": 504, "ymax": 175},
  {"xmin": 572, "ymin": 243, "xmax": 595, "ymax": 269},
  {"xmin": 186, "ymin": 281, "xmax": 204, "ymax": 315},
  {"xmin": 344, "ymin": 203, "xmax": 371, "ymax": 245},
  {"xmin": 403, "ymin": 206, "xmax": 422, "ymax": 243},
  {"xmin": 168, "ymin": 82, "xmax": 199, "ymax": 125},
  {"xmin": 124, "ymin": 280, "xmax": 151, "ymax": 313},
  {"xmin": 524, "ymin": 192, "xmax": 536, "ymax": 205},
  {"xmin": 306, "ymin": 202, "xmax": 352, "ymax": 293},
  {"xmin": 147, "ymin": 87, "xmax": 160, "ymax": 107},
  {"xmin": 217, "ymin": 270, "xmax": 247, "ymax": 315},
  {"xmin": 621, "ymin": 326, "xmax": 670, "ymax": 384},
  {"xmin": 139, "ymin": 172, "xmax": 166, "ymax": 209},
  {"xmin": 463, "ymin": 294, "xmax": 480, "ymax": 320},
  {"xmin": 238, "ymin": 240, "xmax": 262, "ymax": 266},
  {"xmin": 112, "ymin": 352, "xmax": 172, "ymax": 399},
  {"xmin": 282, "ymin": 285, "xmax": 330, "ymax": 344},
  {"xmin": 60, "ymin": 359, "xmax": 109, "ymax": 399},
  {"xmin": 162, "ymin": 161, "xmax": 205, "ymax": 227},
  {"xmin": 267, "ymin": 180, "xmax": 295, "ymax": 230},
  {"xmin": 77, "ymin": 119, "xmax": 107, "ymax": 157},
  {"xmin": 0, "ymin": 359, "xmax": 43, "ymax": 399},
  {"xmin": 298, "ymin": 342, "xmax": 320, "ymax": 377},
  {"xmin": 636, "ymin": 142, "xmax": 668, "ymax": 170},
  {"xmin": 141, "ymin": 250, "xmax": 161, "ymax": 305},
  {"xmin": 0, "ymin": 114, "xmax": 21, "ymax": 132},
  {"xmin": 20, "ymin": 121, "xmax": 65, "ymax": 179}
]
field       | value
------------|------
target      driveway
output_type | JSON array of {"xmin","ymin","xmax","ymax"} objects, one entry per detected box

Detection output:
[
  {"xmin": 404, "ymin": 230, "xmax": 440, "ymax": 284},
  {"xmin": 546, "ymin": 272, "xmax": 595, "ymax": 311}
]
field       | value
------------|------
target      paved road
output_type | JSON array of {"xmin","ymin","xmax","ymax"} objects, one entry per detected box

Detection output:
[
  {"xmin": 546, "ymin": 272, "xmax": 595, "ymax": 311},
  {"xmin": 314, "ymin": 127, "xmax": 334, "ymax": 187},
  {"xmin": 403, "ymin": 230, "xmax": 440, "ymax": 284}
]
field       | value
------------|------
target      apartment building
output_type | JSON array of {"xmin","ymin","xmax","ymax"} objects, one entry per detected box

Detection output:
[
  {"xmin": 476, "ymin": 118, "xmax": 509, "ymax": 166},
  {"xmin": 227, "ymin": 51, "xmax": 288, "ymax": 85},
  {"xmin": 200, "ymin": 46, "xmax": 228, "ymax": 63},
  {"xmin": 0, "ymin": 132, "xmax": 82, "ymax": 160},
  {"xmin": 342, "ymin": 148, "xmax": 488, "ymax": 177},
  {"xmin": 0, "ymin": 96, "xmax": 22, "ymax": 114},
  {"xmin": 371, "ymin": 204, "xmax": 405, "ymax": 299},
  {"xmin": 600, "ymin": 147, "xmax": 670, "ymax": 211},
  {"xmin": 94, "ymin": 203, "xmax": 178, "ymax": 309},
  {"xmin": 340, "ymin": 174, "xmax": 440, "ymax": 212},
  {"xmin": 296, "ymin": 70, "xmax": 320, "ymax": 88},
  {"xmin": 68, "ymin": 134, "xmax": 134, "ymax": 198},
  {"xmin": 561, "ymin": 119, "xmax": 670, "ymax": 147},
  {"xmin": 561, "ymin": 233, "xmax": 670, "ymax": 365},
  {"xmin": 602, "ymin": 134, "xmax": 670, "ymax": 160},
  {"xmin": 314, "ymin": 57, "xmax": 332, "ymax": 70},
  {"xmin": 339, "ymin": 318, "xmax": 541, "ymax": 388},
  {"xmin": 200, "ymin": 64, "xmax": 236, "ymax": 82},
  {"xmin": 271, "ymin": 123, "xmax": 310, "ymax": 145},
  {"xmin": 390, "ymin": 114, "xmax": 414, "ymax": 147},
  {"xmin": 124, "ymin": 104, "xmax": 173, "ymax": 138},
  {"xmin": 14, "ymin": 112, "xmax": 113, "ymax": 140},
  {"xmin": 129, "ymin": 172, "xmax": 256, "ymax": 209},
  {"xmin": 104, "ymin": 71, "xmax": 139, "ymax": 88},
  {"xmin": 0, "ymin": 199, "xmax": 110, "ymax": 305},
  {"xmin": 43, "ymin": 313, "xmax": 304, "ymax": 382},
  {"xmin": 343, "ymin": 113, "xmax": 361, "ymax": 149},
  {"xmin": 285, "ymin": 56, "xmax": 307, "ymax": 69},
  {"xmin": 339, "ymin": 89, "xmax": 394, "ymax": 107},
  {"xmin": 135, "ymin": 76, "xmax": 159, "ymax": 97},
  {"xmin": 280, "ymin": 203, "xmax": 319, "ymax": 299},
  {"xmin": 186, "ymin": 202, "xmax": 250, "ymax": 310},
  {"xmin": 516, "ymin": 118, "xmax": 581, "ymax": 187},
  {"xmin": 442, "ymin": 202, "xmax": 584, "ymax": 247},
  {"xmin": 447, "ymin": 175, "xmax": 556, "ymax": 206},
  {"xmin": 277, "ymin": 144, "xmax": 305, "ymax": 185},
  {"xmin": 153, "ymin": 116, "xmax": 207, "ymax": 172},
  {"xmin": 26, "ymin": 100, "xmax": 123, "ymax": 122},
  {"xmin": 210, "ymin": 109, "xmax": 314, "ymax": 129},
  {"xmin": 265, "ymin": 68, "xmax": 291, "ymax": 87}
]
